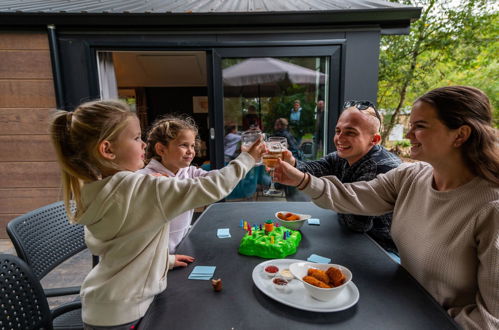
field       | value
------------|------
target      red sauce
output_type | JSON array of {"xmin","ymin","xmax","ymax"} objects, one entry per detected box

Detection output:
[
  {"xmin": 273, "ymin": 278, "xmax": 288, "ymax": 286},
  {"xmin": 265, "ymin": 265, "xmax": 279, "ymax": 273}
]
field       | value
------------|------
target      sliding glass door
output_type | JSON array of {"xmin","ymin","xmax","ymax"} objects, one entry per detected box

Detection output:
[{"xmin": 211, "ymin": 46, "xmax": 341, "ymax": 201}]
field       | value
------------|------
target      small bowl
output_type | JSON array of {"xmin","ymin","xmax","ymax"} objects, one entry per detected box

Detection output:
[
  {"xmin": 289, "ymin": 262, "xmax": 352, "ymax": 302},
  {"xmin": 279, "ymin": 268, "xmax": 294, "ymax": 282},
  {"xmin": 274, "ymin": 211, "xmax": 311, "ymax": 230},
  {"xmin": 272, "ymin": 276, "xmax": 290, "ymax": 291},
  {"xmin": 263, "ymin": 264, "xmax": 279, "ymax": 278}
]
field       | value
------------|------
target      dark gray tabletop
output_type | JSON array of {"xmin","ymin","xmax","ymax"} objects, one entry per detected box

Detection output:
[{"xmin": 141, "ymin": 202, "xmax": 458, "ymax": 330}]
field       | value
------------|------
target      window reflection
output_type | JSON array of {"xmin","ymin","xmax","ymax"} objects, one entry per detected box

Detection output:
[{"xmin": 222, "ymin": 56, "xmax": 329, "ymax": 201}]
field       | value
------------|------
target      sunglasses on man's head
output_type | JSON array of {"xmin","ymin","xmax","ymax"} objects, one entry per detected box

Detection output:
[{"xmin": 343, "ymin": 100, "xmax": 381, "ymax": 123}]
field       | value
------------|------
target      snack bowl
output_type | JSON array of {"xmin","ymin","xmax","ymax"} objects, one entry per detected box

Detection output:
[
  {"xmin": 274, "ymin": 211, "xmax": 311, "ymax": 230},
  {"xmin": 289, "ymin": 262, "xmax": 352, "ymax": 302}
]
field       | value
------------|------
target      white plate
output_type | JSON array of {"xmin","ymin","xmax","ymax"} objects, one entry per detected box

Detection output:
[{"xmin": 252, "ymin": 259, "xmax": 359, "ymax": 312}]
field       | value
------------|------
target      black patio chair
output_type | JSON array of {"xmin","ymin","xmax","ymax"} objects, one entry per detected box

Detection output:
[
  {"xmin": 0, "ymin": 253, "xmax": 82, "ymax": 329},
  {"xmin": 6, "ymin": 201, "xmax": 87, "ymax": 298}
]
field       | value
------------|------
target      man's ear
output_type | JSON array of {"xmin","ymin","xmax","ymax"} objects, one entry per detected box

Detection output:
[
  {"xmin": 98, "ymin": 140, "xmax": 116, "ymax": 160},
  {"xmin": 454, "ymin": 125, "xmax": 471, "ymax": 148},
  {"xmin": 372, "ymin": 133, "xmax": 381, "ymax": 145}
]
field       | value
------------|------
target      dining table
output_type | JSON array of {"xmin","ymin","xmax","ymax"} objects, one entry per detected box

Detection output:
[{"xmin": 140, "ymin": 201, "xmax": 459, "ymax": 329}]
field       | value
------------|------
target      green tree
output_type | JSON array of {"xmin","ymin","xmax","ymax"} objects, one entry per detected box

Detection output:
[{"xmin": 378, "ymin": 0, "xmax": 498, "ymax": 143}]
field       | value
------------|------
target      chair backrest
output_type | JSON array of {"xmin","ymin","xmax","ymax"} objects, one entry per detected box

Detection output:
[
  {"xmin": 0, "ymin": 253, "xmax": 53, "ymax": 329},
  {"xmin": 6, "ymin": 201, "xmax": 86, "ymax": 280}
]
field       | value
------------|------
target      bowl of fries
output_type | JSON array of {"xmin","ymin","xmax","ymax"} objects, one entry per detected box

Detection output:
[
  {"xmin": 274, "ymin": 211, "xmax": 310, "ymax": 230},
  {"xmin": 289, "ymin": 261, "xmax": 352, "ymax": 301}
]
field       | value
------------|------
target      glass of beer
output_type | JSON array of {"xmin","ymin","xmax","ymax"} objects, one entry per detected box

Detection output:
[{"xmin": 263, "ymin": 139, "xmax": 283, "ymax": 196}]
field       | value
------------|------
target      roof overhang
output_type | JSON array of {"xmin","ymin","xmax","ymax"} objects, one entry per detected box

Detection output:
[{"xmin": 0, "ymin": 9, "xmax": 421, "ymax": 34}]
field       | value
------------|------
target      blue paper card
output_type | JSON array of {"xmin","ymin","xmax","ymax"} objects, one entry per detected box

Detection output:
[
  {"xmin": 217, "ymin": 228, "xmax": 231, "ymax": 238},
  {"xmin": 307, "ymin": 254, "xmax": 331, "ymax": 264},
  {"xmin": 307, "ymin": 218, "xmax": 320, "ymax": 225},
  {"xmin": 191, "ymin": 266, "xmax": 216, "ymax": 275},
  {"xmin": 188, "ymin": 266, "xmax": 216, "ymax": 280}
]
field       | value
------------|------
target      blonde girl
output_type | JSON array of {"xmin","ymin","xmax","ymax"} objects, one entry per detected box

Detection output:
[
  {"xmin": 50, "ymin": 100, "xmax": 263, "ymax": 328},
  {"xmin": 137, "ymin": 115, "xmax": 213, "ymax": 254}
]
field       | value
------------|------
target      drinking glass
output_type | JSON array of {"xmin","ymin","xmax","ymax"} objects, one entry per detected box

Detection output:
[
  {"xmin": 263, "ymin": 139, "xmax": 283, "ymax": 196},
  {"xmin": 267, "ymin": 136, "xmax": 288, "ymax": 150},
  {"xmin": 241, "ymin": 129, "xmax": 264, "ymax": 165}
]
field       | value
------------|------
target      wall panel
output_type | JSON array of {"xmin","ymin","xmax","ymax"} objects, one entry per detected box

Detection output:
[{"xmin": 0, "ymin": 31, "xmax": 59, "ymax": 238}]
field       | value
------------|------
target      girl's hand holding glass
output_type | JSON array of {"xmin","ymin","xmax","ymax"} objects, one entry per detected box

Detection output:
[
  {"xmin": 241, "ymin": 129, "xmax": 265, "ymax": 164},
  {"xmin": 245, "ymin": 136, "xmax": 266, "ymax": 163}
]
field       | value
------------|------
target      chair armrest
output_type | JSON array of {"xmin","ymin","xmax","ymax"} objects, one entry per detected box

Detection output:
[
  {"xmin": 51, "ymin": 300, "xmax": 81, "ymax": 319},
  {"xmin": 44, "ymin": 286, "xmax": 80, "ymax": 297}
]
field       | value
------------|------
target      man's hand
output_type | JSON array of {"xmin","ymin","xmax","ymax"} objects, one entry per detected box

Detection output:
[
  {"xmin": 174, "ymin": 254, "xmax": 195, "ymax": 268},
  {"xmin": 273, "ymin": 159, "xmax": 306, "ymax": 187}
]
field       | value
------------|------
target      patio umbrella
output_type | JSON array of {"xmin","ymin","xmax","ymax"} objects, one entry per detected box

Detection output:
[
  {"xmin": 223, "ymin": 57, "xmax": 326, "ymax": 97},
  {"xmin": 222, "ymin": 57, "xmax": 326, "ymax": 120}
]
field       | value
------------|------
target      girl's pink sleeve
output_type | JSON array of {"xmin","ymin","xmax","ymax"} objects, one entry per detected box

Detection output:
[{"xmin": 190, "ymin": 166, "xmax": 215, "ymax": 178}]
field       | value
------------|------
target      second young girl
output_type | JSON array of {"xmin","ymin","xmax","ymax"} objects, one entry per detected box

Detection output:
[
  {"xmin": 50, "ymin": 100, "xmax": 264, "ymax": 328},
  {"xmin": 137, "ymin": 116, "xmax": 213, "ymax": 253}
]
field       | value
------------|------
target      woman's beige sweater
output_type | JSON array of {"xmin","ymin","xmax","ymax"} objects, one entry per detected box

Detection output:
[{"xmin": 303, "ymin": 162, "xmax": 498, "ymax": 330}]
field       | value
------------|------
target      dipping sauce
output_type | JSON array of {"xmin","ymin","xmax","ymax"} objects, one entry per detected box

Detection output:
[
  {"xmin": 264, "ymin": 265, "xmax": 279, "ymax": 278},
  {"xmin": 273, "ymin": 277, "xmax": 288, "ymax": 286},
  {"xmin": 265, "ymin": 265, "xmax": 279, "ymax": 273},
  {"xmin": 272, "ymin": 276, "xmax": 290, "ymax": 291},
  {"xmin": 279, "ymin": 269, "xmax": 293, "ymax": 281}
]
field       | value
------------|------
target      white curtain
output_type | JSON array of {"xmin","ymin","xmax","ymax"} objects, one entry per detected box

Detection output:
[{"xmin": 97, "ymin": 52, "xmax": 118, "ymax": 99}]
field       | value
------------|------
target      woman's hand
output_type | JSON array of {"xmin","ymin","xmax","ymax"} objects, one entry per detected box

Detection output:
[
  {"xmin": 281, "ymin": 149, "xmax": 296, "ymax": 167},
  {"xmin": 174, "ymin": 254, "xmax": 195, "ymax": 268},
  {"xmin": 273, "ymin": 159, "xmax": 306, "ymax": 187}
]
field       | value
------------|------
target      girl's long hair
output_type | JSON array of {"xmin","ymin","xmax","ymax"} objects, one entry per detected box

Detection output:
[
  {"xmin": 416, "ymin": 86, "xmax": 498, "ymax": 184},
  {"xmin": 50, "ymin": 100, "xmax": 135, "ymax": 220}
]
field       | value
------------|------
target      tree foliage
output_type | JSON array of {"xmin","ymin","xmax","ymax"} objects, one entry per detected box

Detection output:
[{"xmin": 378, "ymin": 0, "xmax": 498, "ymax": 143}]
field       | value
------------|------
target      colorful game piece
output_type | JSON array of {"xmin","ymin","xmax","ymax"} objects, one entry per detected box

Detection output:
[{"xmin": 264, "ymin": 220, "xmax": 274, "ymax": 234}]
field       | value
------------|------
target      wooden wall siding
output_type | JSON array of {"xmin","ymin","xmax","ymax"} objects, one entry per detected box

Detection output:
[
  {"xmin": 0, "ymin": 31, "xmax": 58, "ymax": 238},
  {"xmin": 0, "ymin": 108, "xmax": 53, "ymax": 134},
  {"xmin": 0, "ymin": 32, "xmax": 49, "ymax": 50},
  {"xmin": 0, "ymin": 50, "xmax": 53, "ymax": 79},
  {"xmin": 0, "ymin": 135, "xmax": 55, "ymax": 161},
  {"xmin": 0, "ymin": 80, "xmax": 55, "ymax": 108},
  {"xmin": 0, "ymin": 162, "xmax": 60, "ymax": 188},
  {"xmin": 0, "ymin": 188, "xmax": 62, "ymax": 214}
]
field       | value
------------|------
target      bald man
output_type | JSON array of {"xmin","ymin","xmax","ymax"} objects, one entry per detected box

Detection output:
[{"xmin": 284, "ymin": 101, "xmax": 401, "ymax": 254}]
